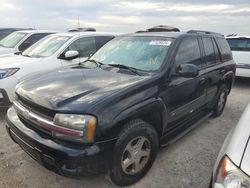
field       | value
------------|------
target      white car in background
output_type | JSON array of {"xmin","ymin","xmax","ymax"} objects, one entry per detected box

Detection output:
[
  {"xmin": 226, "ymin": 36, "xmax": 250, "ymax": 77},
  {"xmin": 0, "ymin": 30, "xmax": 55, "ymax": 55},
  {"xmin": 0, "ymin": 31, "xmax": 116, "ymax": 108},
  {"xmin": 211, "ymin": 104, "xmax": 250, "ymax": 187}
]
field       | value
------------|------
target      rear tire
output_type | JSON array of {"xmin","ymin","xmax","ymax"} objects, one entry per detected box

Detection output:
[
  {"xmin": 109, "ymin": 119, "xmax": 159, "ymax": 186},
  {"xmin": 212, "ymin": 84, "xmax": 228, "ymax": 117}
]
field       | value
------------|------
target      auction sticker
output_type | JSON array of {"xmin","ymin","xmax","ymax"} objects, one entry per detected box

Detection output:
[{"xmin": 149, "ymin": 41, "xmax": 172, "ymax": 46}]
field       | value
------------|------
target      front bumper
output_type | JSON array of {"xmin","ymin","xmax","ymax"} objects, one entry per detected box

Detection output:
[{"xmin": 6, "ymin": 106, "xmax": 116, "ymax": 176}]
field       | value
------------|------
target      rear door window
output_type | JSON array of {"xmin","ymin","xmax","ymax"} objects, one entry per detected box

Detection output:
[
  {"xmin": 212, "ymin": 39, "xmax": 221, "ymax": 63},
  {"xmin": 202, "ymin": 37, "xmax": 216, "ymax": 66},
  {"xmin": 227, "ymin": 38, "xmax": 250, "ymax": 52}
]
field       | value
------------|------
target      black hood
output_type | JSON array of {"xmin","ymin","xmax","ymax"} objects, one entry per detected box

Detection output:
[{"xmin": 16, "ymin": 67, "xmax": 147, "ymax": 112}]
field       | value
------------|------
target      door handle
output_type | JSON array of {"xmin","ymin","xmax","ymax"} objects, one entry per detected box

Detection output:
[
  {"xmin": 220, "ymin": 70, "xmax": 226, "ymax": 74},
  {"xmin": 200, "ymin": 77, "xmax": 206, "ymax": 82}
]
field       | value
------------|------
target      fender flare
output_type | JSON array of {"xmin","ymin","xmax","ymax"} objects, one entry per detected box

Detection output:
[{"xmin": 112, "ymin": 97, "xmax": 169, "ymax": 134}]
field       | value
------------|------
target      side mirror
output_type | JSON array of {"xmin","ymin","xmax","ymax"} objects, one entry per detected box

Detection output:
[
  {"xmin": 14, "ymin": 51, "xmax": 22, "ymax": 55},
  {"xmin": 64, "ymin": 50, "xmax": 79, "ymax": 60},
  {"xmin": 176, "ymin": 64, "xmax": 199, "ymax": 78}
]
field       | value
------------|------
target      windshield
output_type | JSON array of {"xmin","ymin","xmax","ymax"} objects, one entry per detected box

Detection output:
[
  {"xmin": 0, "ymin": 32, "xmax": 27, "ymax": 48},
  {"xmin": 22, "ymin": 35, "xmax": 71, "ymax": 58},
  {"xmin": 90, "ymin": 36, "xmax": 173, "ymax": 71}
]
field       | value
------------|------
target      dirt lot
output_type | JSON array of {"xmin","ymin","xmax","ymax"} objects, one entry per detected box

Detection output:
[{"xmin": 0, "ymin": 78, "xmax": 249, "ymax": 188}]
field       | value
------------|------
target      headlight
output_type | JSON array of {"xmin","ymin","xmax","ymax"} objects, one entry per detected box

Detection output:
[
  {"xmin": 0, "ymin": 68, "xmax": 19, "ymax": 79},
  {"xmin": 53, "ymin": 114, "xmax": 96, "ymax": 143},
  {"xmin": 214, "ymin": 156, "xmax": 250, "ymax": 188}
]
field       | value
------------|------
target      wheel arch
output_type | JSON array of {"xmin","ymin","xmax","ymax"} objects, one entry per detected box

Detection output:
[
  {"xmin": 221, "ymin": 71, "xmax": 235, "ymax": 94},
  {"xmin": 111, "ymin": 98, "xmax": 168, "ymax": 140}
]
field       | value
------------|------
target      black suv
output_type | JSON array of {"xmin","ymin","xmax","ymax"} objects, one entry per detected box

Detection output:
[{"xmin": 6, "ymin": 29, "xmax": 235, "ymax": 186}]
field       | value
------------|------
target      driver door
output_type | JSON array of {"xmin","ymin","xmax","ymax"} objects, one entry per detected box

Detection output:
[{"xmin": 162, "ymin": 36, "xmax": 207, "ymax": 124}]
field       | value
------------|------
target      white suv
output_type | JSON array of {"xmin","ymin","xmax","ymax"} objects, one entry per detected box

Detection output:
[
  {"xmin": 0, "ymin": 32, "xmax": 116, "ymax": 108},
  {"xmin": 226, "ymin": 35, "xmax": 250, "ymax": 77},
  {"xmin": 0, "ymin": 30, "xmax": 55, "ymax": 55}
]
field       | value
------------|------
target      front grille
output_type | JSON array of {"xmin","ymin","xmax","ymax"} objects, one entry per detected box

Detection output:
[
  {"xmin": 13, "ymin": 100, "xmax": 53, "ymax": 137},
  {"xmin": 18, "ymin": 115, "xmax": 52, "ymax": 138},
  {"xmin": 17, "ymin": 94, "xmax": 55, "ymax": 121}
]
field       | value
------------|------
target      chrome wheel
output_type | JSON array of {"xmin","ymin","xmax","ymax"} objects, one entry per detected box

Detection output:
[
  {"xmin": 121, "ymin": 136, "xmax": 151, "ymax": 175},
  {"xmin": 218, "ymin": 90, "xmax": 227, "ymax": 112}
]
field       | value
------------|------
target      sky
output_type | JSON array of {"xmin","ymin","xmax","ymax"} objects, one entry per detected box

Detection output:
[{"xmin": 0, "ymin": 0, "xmax": 250, "ymax": 35}]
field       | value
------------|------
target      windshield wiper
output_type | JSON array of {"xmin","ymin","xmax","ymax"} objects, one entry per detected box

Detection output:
[
  {"xmin": 80, "ymin": 59, "xmax": 104, "ymax": 67},
  {"xmin": 107, "ymin": 64, "xmax": 141, "ymax": 76}
]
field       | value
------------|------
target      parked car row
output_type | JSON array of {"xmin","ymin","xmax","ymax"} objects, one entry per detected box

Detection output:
[
  {"xmin": 0, "ymin": 25, "xmax": 238, "ymax": 186},
  {"xmin": 0, "ymin": 31, "xmax": 116, "ymax": 108},
  {"xmin": 0, "ymin": 30, "xmax": 55, "ymax": 55}
]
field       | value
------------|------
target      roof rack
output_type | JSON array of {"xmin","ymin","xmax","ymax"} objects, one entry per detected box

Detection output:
[
  {"xmin": 187, "ymin": 30, "xmax": 223, "ymax": 37},
  {"xmin": 136, "ymin": 25, "xmax": 180, "ymax": 33},
  {"xmin": 226, "ymin": 34, "xmax": 237, "ymax": 37},
  {"xmin": 68, "ymin": 27, "xmax": 96, "ymax": 32}
]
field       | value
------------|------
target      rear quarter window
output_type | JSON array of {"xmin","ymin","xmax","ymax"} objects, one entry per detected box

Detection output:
[{"xmin": 216, "ymin": 38, "xmax": 232, "ymax": 61}]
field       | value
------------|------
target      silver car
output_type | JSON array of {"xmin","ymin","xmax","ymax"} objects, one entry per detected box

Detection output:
[{"xmin": 211, "ymin": 104, "xmax": 250, "ymax": 188}]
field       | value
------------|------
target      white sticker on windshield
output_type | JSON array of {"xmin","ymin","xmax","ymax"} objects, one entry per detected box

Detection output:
[{"xmin": 149, "ymin": 41, "xmax": 172, "ymax": 46}]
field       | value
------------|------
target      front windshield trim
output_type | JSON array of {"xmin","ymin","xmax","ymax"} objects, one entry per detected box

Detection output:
[{"xmin": 90, "ymin": 36, "xmax": 175, "ymax": 73}]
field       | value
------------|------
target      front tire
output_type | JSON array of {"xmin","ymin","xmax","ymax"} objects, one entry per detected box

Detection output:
[{"xmin": 109, "ymin": 119, "xmax": 159, "ymax": 186}]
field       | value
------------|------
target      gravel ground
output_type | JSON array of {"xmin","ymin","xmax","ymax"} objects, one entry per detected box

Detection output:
[{"xmin": 0, "ymin": 78, "xmax": 249, "ymax": 188}]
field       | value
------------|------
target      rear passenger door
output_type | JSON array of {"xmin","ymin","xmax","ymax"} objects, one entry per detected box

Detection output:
[
  {"xmin": 165, "ymin": 36, "xmax": 207, "ymax": 123},
  {"xmin": 202, "ymin": 37, "xmax": 219, "ymax": 105},
  {"xmin": 204, "ymin": 37, "xmax": 232, "ymax": 107}
]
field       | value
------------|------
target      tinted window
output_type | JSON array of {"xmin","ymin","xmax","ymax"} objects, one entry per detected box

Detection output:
[
  {"xmin": 175, "ymin": 37, "xmax": 202, "ymax": 67},
  {"xmin": 227, "ymin": 38, "xmax": 250, "ymax": 51},
  {"xmin": 19, "ymin": 33, "xmax": 51, "ymax": 52},
  {"xmin": 95, "ymin": 36, "xmax": 114, "ymax": 50},
  {"xmin": 212, "ymin": 39, "xmax": 220, "ymax": 62},
  {"xmin": 217, "ymin": 38, "xmax": 232, "ymax": 61},
  {"xmin": 66, "ymin": 37, "xmax": 96, "ymax": 57},
  {"xmin": 203, "ymin": 37, "xmax": 216, "ymax": 65},
  {"xmin": 0, "ymin": 29, "xmax": 13, "ymax": 40}
]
